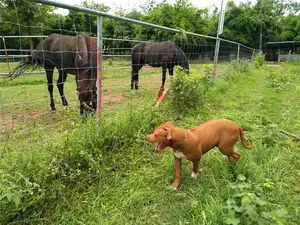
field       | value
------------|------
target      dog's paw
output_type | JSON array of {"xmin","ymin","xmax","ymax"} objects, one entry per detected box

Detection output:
[
  {"xmin": 191, "ymin": 172, "xmax": 198, "ymax": 179},
  {"xmin": 172, "ymin": 186, "xmax": 178, "ymax": 191},
  {"xmin": 170, "ymin": 181, "xmax": 180, "ymax": 190},
  {"xmin": 168, "ymin": 185, "xmax": 178, "ymax": 191}
]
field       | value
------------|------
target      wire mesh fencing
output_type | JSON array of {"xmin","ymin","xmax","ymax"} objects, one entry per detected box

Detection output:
[{"xmin": 0, "ymin": 1, "xmax": 258, "ymax": 153}]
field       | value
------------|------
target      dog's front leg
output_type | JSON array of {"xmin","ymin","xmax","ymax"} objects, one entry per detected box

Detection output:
[
  {"xmin": 172, "ymin": 157, "xmax": 181, "ymax": 189},
  {"xmin": 191, "ymin": 160, "xmax": 199, "ymax": 179}
]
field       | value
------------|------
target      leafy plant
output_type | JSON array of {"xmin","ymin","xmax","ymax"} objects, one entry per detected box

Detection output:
[
  {"xmin": 204, "ymin": 64, "xmax": 214, "ymax": 77},
  {"xmin": 0, "ymin": 171, "xmax": 45, "ymax": 222},
  {"xmin": 224, "ymin": 174, "xmax": 288, "ymax": 225},
  {"xmin": 169, "ymin": 66, "xmax": 211, "ymax": 113},
  {"xmin": 253, "ymin": 53, "xmax": 265, "ymax": 68}
]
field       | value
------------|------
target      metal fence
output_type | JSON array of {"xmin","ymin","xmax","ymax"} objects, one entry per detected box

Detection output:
[{"xmin": 0, "ymin": 0, "xmax": 258, "ymax": 151}]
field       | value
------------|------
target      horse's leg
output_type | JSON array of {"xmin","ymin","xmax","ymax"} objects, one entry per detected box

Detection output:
[
  {"xmin": 131, "ymin": 64, "xmax": 143, "ymax": 90},
  {"xmin": 57, "ymin": 70, "xmax": 68, "ymax": 106},
  {"xmin": 161, "ymin": 67, "xmax": 167, "ymax": 89},
  {"xmin": 45, "ymin": 66, "xmax": 56, "ymax": 111},
  {"xmin": 75, "ymin": 76, "xmax": 84, "ymax": 115},
  {"xmin": 168, "ymin": 66, "xmax": 174, "ymax": 76}
]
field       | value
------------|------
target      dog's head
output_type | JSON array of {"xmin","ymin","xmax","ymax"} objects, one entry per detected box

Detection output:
[{"xmin": 147, "ymin": 122, "xmax": 175, "ymax": 153}]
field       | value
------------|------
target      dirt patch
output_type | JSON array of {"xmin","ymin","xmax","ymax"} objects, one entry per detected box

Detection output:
[
  {"xmin": 103, "ymin": 93, "xmax": 123, "ymax": 104},
  {"xmin": 267, "ymin": 64, "xmax": 281, "ymax": 67},
  {"xmin": 30, "ymin": 111, "xmax": 43, "ymax": 117}
]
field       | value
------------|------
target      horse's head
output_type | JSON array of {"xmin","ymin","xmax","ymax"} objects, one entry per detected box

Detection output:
[
  {"xmin": 174, "ymin": 46, "xmax": 189, "ymax": 74},
  {"xmin": 77, "ymin": 71, "xmax": 97, "ymax": 115},
  {"xmin": 177, "ymin": 53, "xmax": 189, "ymax": 74}
]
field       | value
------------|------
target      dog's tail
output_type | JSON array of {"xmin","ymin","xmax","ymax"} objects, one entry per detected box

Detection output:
[{"xmin": 239, "ymin": 128, "xmax": 254, "ymax": 149}]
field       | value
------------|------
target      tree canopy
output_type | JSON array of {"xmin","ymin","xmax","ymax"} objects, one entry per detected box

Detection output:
[{"xmin": 0, "ymin": 0, "xmax": 299, "ymax": 50}]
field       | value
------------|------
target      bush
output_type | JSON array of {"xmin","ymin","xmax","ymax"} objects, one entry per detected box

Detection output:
[
  {"xmin": 169, "ymin": 67, "xmax": 211, "ymax": 113},
  {"xmin": 253, "ymin": 52, "xmax": 265, "ymax": 68}
]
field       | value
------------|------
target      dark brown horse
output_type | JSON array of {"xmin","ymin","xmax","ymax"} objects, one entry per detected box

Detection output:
[
  {"xmin": 12, "ymin": 33, "xmax": 97, "ymax": 115},
  {"xmin": 131, "ymin": 41, "xmax": 189, "ymax": 90}
]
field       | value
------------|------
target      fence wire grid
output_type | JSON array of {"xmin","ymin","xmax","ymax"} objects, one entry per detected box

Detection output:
[{"xmin": 0, "ymin": 0, "xmax": 258, "ymax": 153}]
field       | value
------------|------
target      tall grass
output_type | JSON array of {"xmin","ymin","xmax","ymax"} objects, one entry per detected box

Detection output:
[{"xmin": 0, "ymin": 61, "xmax": 299, "ymax": 224}]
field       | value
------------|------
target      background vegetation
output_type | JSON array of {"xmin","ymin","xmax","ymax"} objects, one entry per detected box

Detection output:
[
  {"xmin": 0, "ymin": 0, "xmax": 299, "ymax": 50},
  {"xmin": 0, "ymin": 59, "xmax": 300, "ymax": 224}
]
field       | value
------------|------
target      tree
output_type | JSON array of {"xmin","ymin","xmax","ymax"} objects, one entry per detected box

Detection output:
[{"xmin": 0, "ymin": 0, "xmax": 58, "ymax": 52}]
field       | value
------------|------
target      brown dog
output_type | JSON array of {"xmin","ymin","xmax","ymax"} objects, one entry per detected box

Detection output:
[{"xmin": 147, "ymin": 119, "xmax": 253, "ymax": 189}]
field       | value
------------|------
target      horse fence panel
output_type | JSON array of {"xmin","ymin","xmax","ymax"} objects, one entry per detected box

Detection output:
[{"xmin": 0, "ymin": 1, "xmax": 257, "ymax": 154}]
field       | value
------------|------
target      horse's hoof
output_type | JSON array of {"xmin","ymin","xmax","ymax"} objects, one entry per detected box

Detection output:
[{"xmin": 51, "ymin": 109, "xmax": 56, "ymax": 113}]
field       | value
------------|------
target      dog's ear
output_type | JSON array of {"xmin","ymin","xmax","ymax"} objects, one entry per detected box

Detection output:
[{"xmin": 164, "ymin": 127, "xmax": 173, "ymax": 140}]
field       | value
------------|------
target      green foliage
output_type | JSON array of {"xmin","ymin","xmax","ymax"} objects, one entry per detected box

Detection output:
[
  {"xmin": 253, "ymin": 52, "xmax": 265, "ymax": 68},
  {"xmin": 221, "ymin": 59, "xmax": 251, "ymax": 83},
  {"xmin": 230, "ymin": 59, "xmax": 251, "ymax": 73},
  {"xmin": 169, "ymin": 67, "xmax": 211, "ymax": 113},
  {"xmin": 278, "ymin": 14, "xmax": 300, "ymax": 41},
  {"xmin": 224, "ymin": 175, "xmax": 288, "ymax": 225},
  {"xmin": 204, "ymin": 64, "xmax": 214, "ymax": 77},
  {"xmin": 108, "ymin": 57, "xmax": 113, "ymax": 66},
  {"xmin": 42, "ymin": 103, "xmax": 167, "ymax": 186},
  {"xmin": 0, "ymin": 64, "xmax": 299, "ymax": 224},
  {"xmin": 266, "ymin": 70, "xmax": 297, "ymax": 92},
  {"xmin": 1, "ymin": 0, "xmax": 299, "ymax": 51},
  {"xmin": 0, "ymin": 171, "xmax": 45, "ymax": 222}
]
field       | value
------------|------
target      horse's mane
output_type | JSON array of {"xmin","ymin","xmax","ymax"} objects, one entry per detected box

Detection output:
[{"xmin": 78, "ymin": 33, "xmax": 97, "ymax": 93}]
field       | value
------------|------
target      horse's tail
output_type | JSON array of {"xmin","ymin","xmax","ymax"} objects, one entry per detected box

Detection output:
[
  {"xmin": 11, "ymin": 55, "xmax": 38, "ymax": 79},
  {"xmin": 239, "ymin": 127, "xmax": 254, "ymax": 149}
]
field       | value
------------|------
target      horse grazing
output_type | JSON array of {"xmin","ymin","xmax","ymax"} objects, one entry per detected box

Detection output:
[
  {"xmin": 12, "ymin": 33, "xmax": 97, "ymax": 115},
  {"xmin": 131, "ymin": 41, "xmax": 189, "ymax": 90}
]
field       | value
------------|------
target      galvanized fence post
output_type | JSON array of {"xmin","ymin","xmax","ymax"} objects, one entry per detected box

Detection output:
[
  {"xmin": 96, "ymin": 16, "xmax": 103, "ymax": 125},
  {"xmin": 251, "ymin": 49, "xmax": 256, "ymax": 62},
  {"xmin": 212, "ymin": 38, "xmax": 220, "ymax": 83},
  {"xmin": 237, "ymin": 44, "xmax": 240, "ymax": 61},
  {"xmin": 212, "ymin": 0, "xmax": 225, "ymax": 85}
]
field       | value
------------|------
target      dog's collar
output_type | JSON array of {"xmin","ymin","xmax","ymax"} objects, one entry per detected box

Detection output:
[{"xmin": 175, "ymin": 130, "xmax": 187, "ymax": 152}]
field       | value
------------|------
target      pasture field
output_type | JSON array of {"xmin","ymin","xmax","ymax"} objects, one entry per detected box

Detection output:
[{"xmin": 0, "ymin": 60, "xmax": 299, "ymax": 225}]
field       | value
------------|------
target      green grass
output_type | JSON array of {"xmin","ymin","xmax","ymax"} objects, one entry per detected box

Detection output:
[{"xmin": 0, "ymin": 61, "xmax": 299, "ymax": 224}]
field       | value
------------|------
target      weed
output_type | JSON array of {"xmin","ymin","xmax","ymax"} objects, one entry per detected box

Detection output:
[
  {"xmin": 224, "ymin": 174, "xmax": 288, "ymax": 225},
  {"xmin": 169, "ymin": 66, "xmax": 211, "ymax": 113},
  {"xmin": 253, "ymin": 52, "xmax": 265, "ymax": 68},
  {"xmin": 266, "ymin": 70, "xmax": 297, "ymax": 92},
  {"xmin": 0, "ymin": 170, "xmax": 46, "ymax": 222},
  {"xmin": 221, "ymin": 59, "xmax": 252, "ymax": 83},
  {"xmin": 204, "ymin": 63, "xmax": 214, "ymax": 77},
  {"xmin": 108, "ymin": 57, "xmax": 113, "ymax": 66}
]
